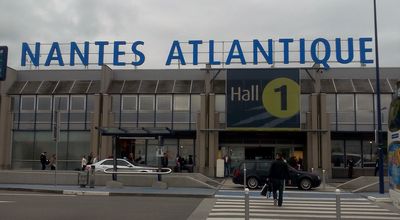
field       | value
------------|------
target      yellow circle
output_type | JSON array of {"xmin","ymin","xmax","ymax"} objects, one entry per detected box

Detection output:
[{"xmin": 262, "ymin": 77, "xmax": 300, "ymax": 118}]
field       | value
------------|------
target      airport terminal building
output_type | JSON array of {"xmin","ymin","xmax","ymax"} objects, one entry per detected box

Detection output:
[{"xmin": 0, "ymin": 66, "xmax": 398, "ymax": 177}]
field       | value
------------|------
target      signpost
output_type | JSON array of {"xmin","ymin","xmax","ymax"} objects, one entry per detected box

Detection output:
[{"xmin": 0, "ymin": 46, "xmax": 8, "ymax": 81}]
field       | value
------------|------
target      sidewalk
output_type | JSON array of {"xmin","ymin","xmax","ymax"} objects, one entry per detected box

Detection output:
[{"xmin": 0, "ymin": 183, "xmax": 216, "ymax": 198}]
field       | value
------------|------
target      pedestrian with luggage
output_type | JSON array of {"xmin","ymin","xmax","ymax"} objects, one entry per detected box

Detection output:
[{"xmin": 268, "ymin": 153, "xmax": 290, "ymax": 207}]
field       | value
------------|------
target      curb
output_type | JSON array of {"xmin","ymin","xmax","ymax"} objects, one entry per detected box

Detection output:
[
  {"xmin": 0, "ymin": 187, "xmax": 63, "ymax": 194},
  {"xmin": 367, "ymin": 195, "xmax": 392, "ymax": 203},
  {"xmin": 63, "ymin": 190, "xmax": 110, "ymax": 196},
  {"xmin": 0, "ymin": 186, "xmax": 215, "ymax": 198}
]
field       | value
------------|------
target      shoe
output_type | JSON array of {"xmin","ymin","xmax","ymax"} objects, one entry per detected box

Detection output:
[{"xmin": 274, "ymin": 200, "xmax": 278, "ymax": 206}]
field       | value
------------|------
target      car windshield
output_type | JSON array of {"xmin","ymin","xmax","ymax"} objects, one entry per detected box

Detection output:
[
  {"xmin": 101, "ymin": 160, "xmax": 114, "ymax": 166},
  {"xmin": 117, "ymin": 160, "xmax": 129, "ymax": 166}
]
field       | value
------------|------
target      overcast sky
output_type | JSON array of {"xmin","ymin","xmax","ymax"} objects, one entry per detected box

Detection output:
[{"xmin": 1, "ymin": 0, "xmax": 399, "ymax": 69}]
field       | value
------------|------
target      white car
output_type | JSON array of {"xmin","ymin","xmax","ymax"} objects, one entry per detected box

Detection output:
[{"xmin": 86, "ymin": 158, "xmax": 156, "ymax": 173}]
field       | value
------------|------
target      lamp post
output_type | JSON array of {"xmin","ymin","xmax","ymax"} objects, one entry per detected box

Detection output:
[
  {"xmin": 369, "ymin": 141, "xmax": 373, "ymax": 162},
  {"xmin": 373, "ymin": 0, "xmax": 384, "ymax": 194}
]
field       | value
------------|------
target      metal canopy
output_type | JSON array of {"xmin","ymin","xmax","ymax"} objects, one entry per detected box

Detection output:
[{"xmin": 99, "ymin": 127, "xmax": 173, "ymax": 137}]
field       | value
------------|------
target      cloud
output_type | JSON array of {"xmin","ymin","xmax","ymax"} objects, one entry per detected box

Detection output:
[{"xmin": 1, "ymin": 0, "xmax": 399, "ymax": 68}]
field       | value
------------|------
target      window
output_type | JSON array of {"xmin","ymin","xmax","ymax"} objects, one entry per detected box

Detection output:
[
  {"xmin": 157, "ymin": 96, "xmax": 172, "ymax": 111},
  {"xmin": 20, "ymin": 96, "xmax": 35, "ymax": 111},
  {"xmin": 37, "ymin": 96, "xmax": 52, "ymax": 112},
  {"xmin": 122, "ymin": 96, "xmax": 137, "ymax": 111},
  {"xmin": 346, "ymin": 140, "xmax": 362, "ymax": 167},
  {"xmin": 54, "ymin": 96, "xmax": 68, "ymax": 111},
  {"xmin": 70, "ymin": 96, "xmax": 85, "ymax": 111},
  {"xmin": 326, "ymin": 94, "xmax": 336, "ymax": 113},
  {"xmin": 301, "ymin": 94, "xmax": 310, "ymax": 113},
  {"xmin": 174, "ymin": 95, "xmax": 189, "ymax": 111},
  {"xmin": 117, "ymin": 160, "xmax": 129, "ymax": 166},
  {"xmin": 337, "ymin": 94, "xmax": 354, "ymax": 112},
  {"xmin": 102, "ymin": 160, "xmax": 114, "ymax": 166},
  {"xmin": 215, "ymin": 95, "xmax": 226, "ymax": 112},
  {"xmin": 331, "ymin": 140, "xmax": 344, "ymax": 167},
  {"xmin": 139, "ymin": 95, "xmax": 154, "ymax": 111},
  {"xmin": 356, "ymin": 94, "xmax": 373, "ymax": 111}
]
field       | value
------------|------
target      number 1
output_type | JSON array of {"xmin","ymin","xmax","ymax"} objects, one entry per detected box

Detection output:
[{"xmin": 274, "ymin": 85, "xmax": 287, "ymax": 111}]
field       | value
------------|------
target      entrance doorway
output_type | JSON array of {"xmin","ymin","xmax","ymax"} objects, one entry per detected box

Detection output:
[
  {"xmin": 245, "ymin": 147, "xmax": 275, "ymax": 160},
  {"xmin": 116, "ymin": 138, "xmax": 135, "ymax": 161}
]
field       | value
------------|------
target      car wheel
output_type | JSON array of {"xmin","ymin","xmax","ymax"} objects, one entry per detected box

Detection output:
[
  {"xmin": 247, "ymin": 177, "xmax": 259, "ymax": 189},
  {"xmin": 299, "ymin": 178, "xmax": 312, "ymax": 190}
]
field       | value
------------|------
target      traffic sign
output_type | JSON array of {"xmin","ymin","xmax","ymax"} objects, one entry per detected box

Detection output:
[{"xmin": 0, "ymin": 46, "xmax": 8, "ymax": 81}]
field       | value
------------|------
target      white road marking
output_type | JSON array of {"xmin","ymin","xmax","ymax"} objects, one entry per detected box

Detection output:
[
  {"xmin": 208, "ymin": 195, "xmax": 400, "ymax": 220},
  {"xmin": 0, "ymin": 201, "xmax": 15, "ymax": 203}
]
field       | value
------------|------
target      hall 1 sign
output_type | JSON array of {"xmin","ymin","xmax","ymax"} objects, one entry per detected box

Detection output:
[{"xmin": 226, "ymin": 69, "xmax": 300, "ymax": 130}]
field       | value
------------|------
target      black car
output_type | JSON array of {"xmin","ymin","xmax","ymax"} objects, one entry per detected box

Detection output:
[{"xmin": 232, "ymin": 160, "xmax": 321, "ymax": 190}]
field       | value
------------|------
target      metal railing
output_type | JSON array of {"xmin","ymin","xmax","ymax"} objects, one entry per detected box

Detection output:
[{"xmin": 103, "ymin": 167, "xmax": 172, "ymax": 175}]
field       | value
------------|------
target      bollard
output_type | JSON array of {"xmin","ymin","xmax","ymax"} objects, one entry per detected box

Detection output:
[
  {"xmin": 336, "ymin": 189, "xmax": 341, "ymax": 220},
  {"xmin": 243, "ymin": 163, "xmax": 247, "ymax": 190},
  {"xmin": 245, "ymin": 188, "xmax": 249, "ymax": 220},
  {"xmin": 311, "ymin": 167, "xmax": 314, "ymax": 173},
  {"xmin": 322, "ymin": 169, "xmax": 326, "ymax": 190},
  {"xmin": 89, "ymin": 165, "xmax": 95, "ymax": 188}
]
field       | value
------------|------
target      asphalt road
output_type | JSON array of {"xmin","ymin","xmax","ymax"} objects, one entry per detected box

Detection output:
[{"xmin": 0, "ymin": 190, "xmax": 202, "ymax": 220}]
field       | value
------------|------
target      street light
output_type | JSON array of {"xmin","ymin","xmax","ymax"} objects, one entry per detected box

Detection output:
[{"xmin": 373, "ymin": 0, "xmax": 384, "ymax": 194}]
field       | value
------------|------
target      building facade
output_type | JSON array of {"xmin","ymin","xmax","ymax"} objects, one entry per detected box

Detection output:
[{"xmin": 0, "ymin": 66, "xmax": 398, "ymax": 177}]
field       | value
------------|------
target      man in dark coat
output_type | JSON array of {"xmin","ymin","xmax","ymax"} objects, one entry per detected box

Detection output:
[
  {"xmin": 40, "ymin": 152, "xmax": 47, "ymax": 170},
  {"xmin": 268, "ymin": 153, "xmax": 290, "ymax": 207}
]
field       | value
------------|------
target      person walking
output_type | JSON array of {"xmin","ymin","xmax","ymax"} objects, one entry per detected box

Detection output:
[
  {"xmin": 268, "ymin": 153, "xmax": 290, "ymax": 207},
  {"xmin": 223, "ymin": 153, "xmax": 231, "ymax": 177},
  {"xmin": 40, "ymin": 152, "xmax": 48, "ymax": 170},
  {"xmin": 161, "ymin": 152, "xmax": 169, "ymax": 168},
  {"xmin": 81, "ymin": 155, "xmax": 87, "ymax": 171},
  {"xmin": 49, "ymin": 154, "xmax": 56, "ymax": 170}
]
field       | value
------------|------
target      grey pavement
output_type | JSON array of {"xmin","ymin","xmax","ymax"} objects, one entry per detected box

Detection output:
[{"xmin": 0, "ymin": 177, "xmax": 394, "ymax": 200}]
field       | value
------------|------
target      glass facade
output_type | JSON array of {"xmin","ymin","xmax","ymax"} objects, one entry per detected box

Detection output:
[
  {"xmin": 11, "ymin": 95, "xmax": 92, "ymax": 170},
  {"xmin": 331, "ymin": 139, "xmax": 378, "ymax": 168},
  {"xmin": 112, "ymin": 94, "xmax": 200, "ymax": 130}
]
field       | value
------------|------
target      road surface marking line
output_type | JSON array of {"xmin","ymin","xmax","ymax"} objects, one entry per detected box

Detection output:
[
  {"xmin": 215, "ymin": 200, "xmax": 373, "ymax": 205},
  {"xmin": 210, "ymin": 209, "xmax": 399, "ymax": 216},
  {"xmin": 208, "ymin": 213, "xmax": 400, "ymax": 219},
  {"xmin": 213, "ymin": 205, "xmax": 387, "ymax": 211}
]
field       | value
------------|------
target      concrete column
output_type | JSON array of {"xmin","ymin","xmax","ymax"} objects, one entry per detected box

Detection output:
[
  {"xmin": 0, "ymin": 68, "xmax": 17, "ymax": 169},
  {"xmin": 320, "ymin": 94, "xmax": 332, "ymax": 178},
  {"xmin": 196, "ymin": 94, "xmax": 207, "ymax": 173},
  {"xmin": 90, "ymin": 94, "xmax": 101, "ymax": 157},
  {"xmin": 307, "ymin": 94, "xmax": 319, "ymax": 171},
  {"xmin": 0, "ymin": 95, "xmax": 12, "ymax": 169},
  {"xmin": 208, "ymin": 94, "xmax": 216, "ymax": 177},
  {"xmin": 101, "ymin": 94, "xmax": 113, "ymax": 159}
]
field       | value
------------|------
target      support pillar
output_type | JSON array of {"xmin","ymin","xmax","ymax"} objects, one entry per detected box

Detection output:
[{"xmin": 0, "ymin": 95, "xmax": 12, "ymax": 169}]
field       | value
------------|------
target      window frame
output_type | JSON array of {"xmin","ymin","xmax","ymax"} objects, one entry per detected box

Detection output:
[
  {"xmin": 70, "ymin": 95, "xmax": 86, "ymax": 112},
  {"xmin": 53, "ymin": 95, "xmax": 69, "ymax": 112},
  {"xmin": 174, "ymin": 95, "xmax": 190, "ymax": 111},
  {"xmin": 139, "ymin": 95, "xmax": 155, "ymax": 111},
  {"xmin": 36, "ymin": 96, "xmax": 52, "ymax": 112},
  {"xmin": 122, "ymin": 95, "xmax": 138, "ymax": 112},
  {"xmin": 156, "ymin": 95, "xmax": 172, "ymax": 111},
  {"xmin": 20, "ymin": 96, "xmax": 36, "ymax": 112}
]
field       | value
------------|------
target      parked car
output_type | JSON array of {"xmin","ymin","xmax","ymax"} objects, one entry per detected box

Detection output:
[
  {"xmin": 232, "ymin": 160, "xmax": 321, "ymax": 190},
  {"xmin": 86, "ymin": 158, "xmax": 156, "ymax": 172}
]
